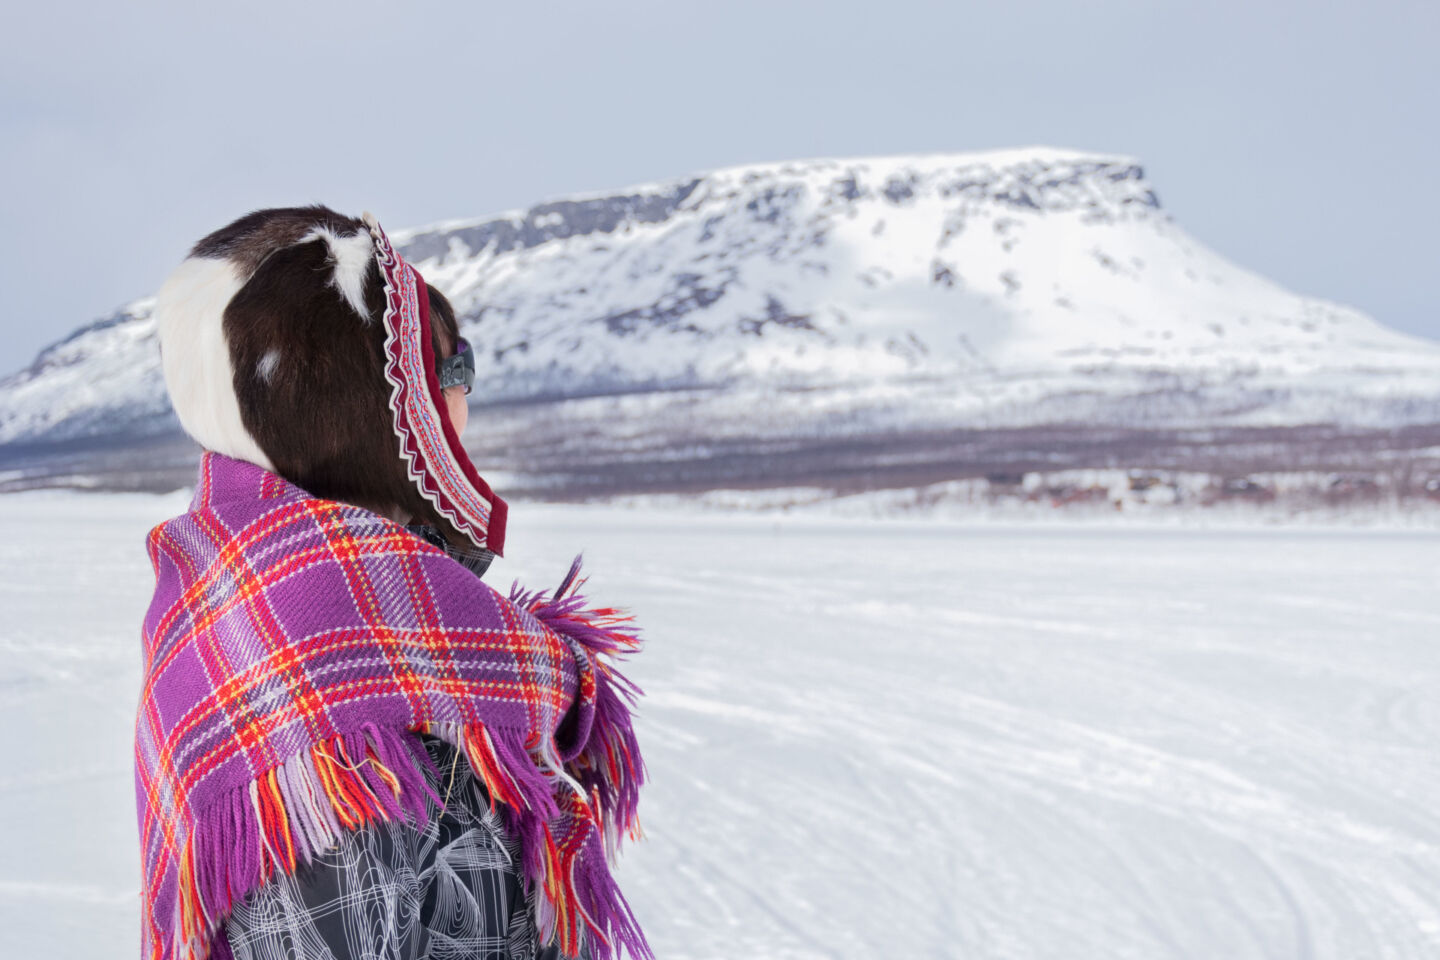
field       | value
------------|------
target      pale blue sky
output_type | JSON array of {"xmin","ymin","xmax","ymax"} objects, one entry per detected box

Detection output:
[{"xmin": 2, "ymin": 0, "xmax": 1436, "ymax": 376}]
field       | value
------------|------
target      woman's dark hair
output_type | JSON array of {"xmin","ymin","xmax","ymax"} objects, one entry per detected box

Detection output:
[{"xmin": 197, "ymin": 205, "xmax": 470, "ymax": 544}]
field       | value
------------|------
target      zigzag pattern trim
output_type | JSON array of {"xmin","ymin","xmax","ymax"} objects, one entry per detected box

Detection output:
[{"xmin": 363, "ymin": 211, "xmax": 508, "ymax": 554}]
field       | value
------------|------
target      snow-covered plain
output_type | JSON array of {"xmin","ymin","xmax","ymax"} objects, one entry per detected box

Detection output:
[{"xmin": 1, "ymin": 490, "xmax": 1438, "ymax": 959}]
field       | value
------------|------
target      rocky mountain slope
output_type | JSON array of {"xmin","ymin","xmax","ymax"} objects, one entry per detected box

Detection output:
[{"xmin": 3, "ymin": 147, "xmax": 1438, "ymax": 500}]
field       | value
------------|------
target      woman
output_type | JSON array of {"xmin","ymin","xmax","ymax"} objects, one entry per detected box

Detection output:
[{"xmin": 135, "ymin": 206, "xmax": 650, "ymax": 960}]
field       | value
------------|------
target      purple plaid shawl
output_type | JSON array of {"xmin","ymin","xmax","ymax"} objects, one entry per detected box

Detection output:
[{"xmin": 135, "ymin": 452, "xmax": 649, "ymax": 960}]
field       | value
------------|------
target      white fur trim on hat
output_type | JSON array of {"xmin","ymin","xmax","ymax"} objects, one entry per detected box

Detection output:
[{"xmin": 154, "ymin": 257, "xmax": 276, "ymax": 470}]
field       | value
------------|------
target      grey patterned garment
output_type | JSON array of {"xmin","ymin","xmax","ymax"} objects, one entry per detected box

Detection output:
[
  {"xmin": 222, "ymin": 734, "xmax": 586, "ymax": 960},
  {"xmin": 223, "ymin": 523, "xmax": 585, "ymax": 960},
  {"xmin": 402, "ymin": 522, "xmax": 496, "ymax": 581}
]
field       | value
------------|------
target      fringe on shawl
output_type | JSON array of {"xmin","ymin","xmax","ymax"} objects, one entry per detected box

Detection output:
[
  {"xmin": 167, "ymin": 556, "xmax": 650, "ymax": 960},
  {"xmin": 171, "ymin": 722, "xmax": 441, "ymax": 960},
  {"xmin": 506, "ymin": 553, "xmax": 650, "ymax": 960}
]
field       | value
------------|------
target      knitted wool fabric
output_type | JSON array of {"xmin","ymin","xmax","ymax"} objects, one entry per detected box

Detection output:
[{"xmin": 135, "ymin": 452, "xmax": 650, "ymax": 960}]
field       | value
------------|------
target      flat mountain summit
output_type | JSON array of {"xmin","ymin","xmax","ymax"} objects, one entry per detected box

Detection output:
[
  {"xmin": 4, "ymin": 147, "xmax": 1438, "ymax": 506},
  {"xmin": 397, "ymin": 146, "xmax": 1440, "ymax": 414}
]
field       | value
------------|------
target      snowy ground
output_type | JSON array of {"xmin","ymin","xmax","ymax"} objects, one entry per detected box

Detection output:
[{"xmin": 1, "ymin": 490, "xmax": 1438, "ymax": 959}]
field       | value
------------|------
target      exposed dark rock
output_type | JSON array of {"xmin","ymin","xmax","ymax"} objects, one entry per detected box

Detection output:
[
  {"xmin": 737, "ymin": 296, "xmax": 816, "ymax": 336},
  {"xmin": 400, "ymin": 178, "xmax": 703, "ymax": 263}
]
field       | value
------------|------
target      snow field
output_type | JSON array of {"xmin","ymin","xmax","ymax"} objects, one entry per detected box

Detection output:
[{"xmin": 0, "ymin": 491, "xmax": 1437, "ymax": 958}]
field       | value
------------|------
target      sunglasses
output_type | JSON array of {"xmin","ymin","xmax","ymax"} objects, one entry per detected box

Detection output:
[{"xmin": 437, "ymin": 337, "xmax": 476, "ymax": 395}]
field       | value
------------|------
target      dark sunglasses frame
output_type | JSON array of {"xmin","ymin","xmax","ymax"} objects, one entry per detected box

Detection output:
[{"xmin": 437, "ymin": 337, "xmax": 476, "ymax": 395}]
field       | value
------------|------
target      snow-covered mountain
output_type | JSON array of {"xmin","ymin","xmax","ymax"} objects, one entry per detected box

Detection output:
[
  {"xmin": 0, "ymin": 299, "xmax": 166, "ymax": 444},
  {"xmin": 3, "ymin": 147, "xmax": 1439, "ymax": 494},
  {"xmin": 393, "ymin": 147, "xmax": 1440, "ymax": 424}
]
